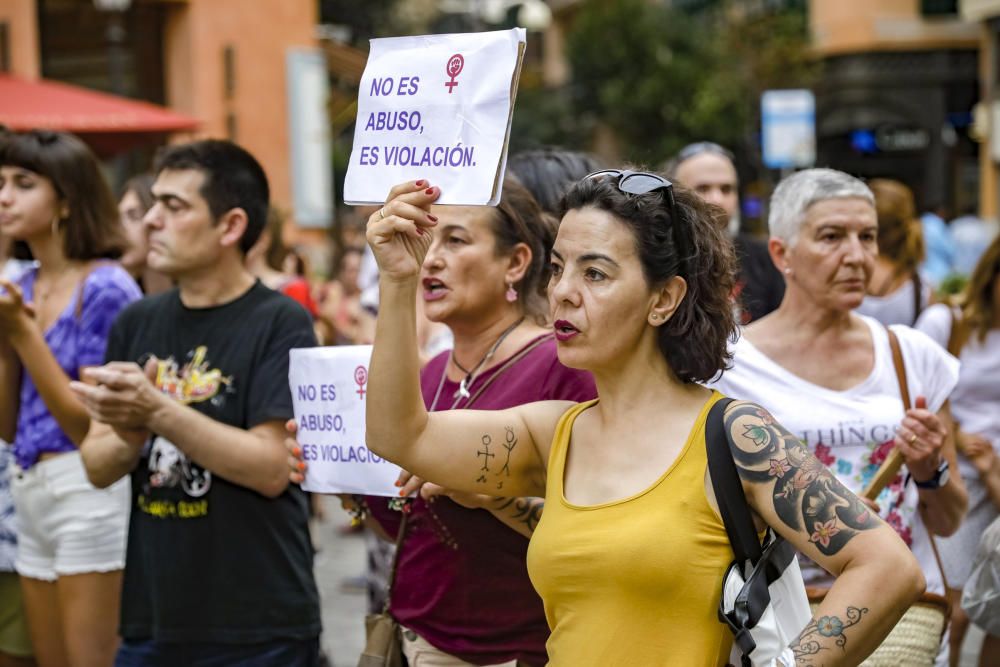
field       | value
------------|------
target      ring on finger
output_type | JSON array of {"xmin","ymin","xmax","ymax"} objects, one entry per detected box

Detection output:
[
  {"xmin": 379, "ymin": 207, "xmax": 386, "ymax": 220},
  {"xmin": 908, "ymin": 433, "xmax": 917, "ymax": 444}
]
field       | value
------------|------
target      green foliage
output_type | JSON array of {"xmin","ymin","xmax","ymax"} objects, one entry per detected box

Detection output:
[
  {"xmin": 564, "ymin": 0, "xmax": 710, "ymax": 164},
  {"xmin": 556, "ymin": 0, "xmax": 818, "ymax": 166},
  {"xmin": 509, "ymin": 85, "xmax": 590, "ymax": 154},
  {"xmin": 938, "ymin": 273, "xmax": 969, "ymax": 296}
]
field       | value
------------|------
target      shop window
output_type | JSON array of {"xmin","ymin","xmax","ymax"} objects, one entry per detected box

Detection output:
[
  {"xmin": 921, "ymin": 0, "xmax": 958, "ymax": 15},
  {"xmin": 0, "ymin": 22, "xmax": 8, "ymax": 72}
]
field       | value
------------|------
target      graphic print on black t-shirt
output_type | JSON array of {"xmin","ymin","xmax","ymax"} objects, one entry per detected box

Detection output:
[{"xmin": 139, "ymin": 346, "xmax": 236, "ymax": 512}]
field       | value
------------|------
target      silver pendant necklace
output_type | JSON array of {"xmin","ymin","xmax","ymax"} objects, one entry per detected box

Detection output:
[{"xmin": 430, "ymin": 316, "xmax": 525, "ymax": 411}]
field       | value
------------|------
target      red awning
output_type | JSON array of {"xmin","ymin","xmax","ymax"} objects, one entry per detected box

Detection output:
[
  {"xmin": 0, "ymin": 74, "xmax": 199, "ymax": 156},
  {"xmin": 0, "ymin": 74, "xmax": 199, "ymax": 133}
]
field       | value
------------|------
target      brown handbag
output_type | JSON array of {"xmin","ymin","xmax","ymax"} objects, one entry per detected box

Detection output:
[{"xmin": 358, "ymin": 511, "xmax": 408, "ymax": 667}]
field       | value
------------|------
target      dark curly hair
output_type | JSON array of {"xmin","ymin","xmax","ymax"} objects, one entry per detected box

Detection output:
[
  {"xmin": 508, "ymin": 147, "xmax": 604, "ymax": 215},
  {"xmin": 560, "ymin": 171, "xmax": 737, "ymax": 383},
  {"xmin": 489, "ymin": 176, "xmax": 558, "ymax": 326}
]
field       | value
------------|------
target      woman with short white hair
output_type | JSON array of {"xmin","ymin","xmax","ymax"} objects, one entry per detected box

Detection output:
[{"xmin": 711, "ymin": 167, "xmax": 968, "ymax": 664}]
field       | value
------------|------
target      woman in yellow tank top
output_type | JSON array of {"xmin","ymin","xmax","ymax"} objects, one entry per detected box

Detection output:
[{"xmin": 340, "ymin": 172, "xmax": 924, "ymax": 665}]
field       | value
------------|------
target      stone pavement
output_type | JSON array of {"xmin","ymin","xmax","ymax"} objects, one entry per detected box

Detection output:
[
  {"xmin": 313, "ymin": 497, "xmax": 367, "ymax": 667},
  {"xmin": 309, "ymin": 496, "xmax": 986, "ymax": 666}
]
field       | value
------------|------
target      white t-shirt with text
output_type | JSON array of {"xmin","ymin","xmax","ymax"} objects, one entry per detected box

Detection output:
[{"xmin": 709, "ymin": 314, "xmax": 959, "ymax": 594}]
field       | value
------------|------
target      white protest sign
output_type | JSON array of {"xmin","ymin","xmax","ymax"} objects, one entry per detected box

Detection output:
[
  {"xmin": 289, "ymin": 346, "xmax": 401, "ymax": 496},
  {"xmin": 344, "ymin": 28, "xmax": 526, "ymax": 206}
]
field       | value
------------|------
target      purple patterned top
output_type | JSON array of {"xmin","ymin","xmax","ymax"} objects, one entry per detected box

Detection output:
[{"xmin": 14, "ymin": 264, "xmax": 142, "ymax": 469}]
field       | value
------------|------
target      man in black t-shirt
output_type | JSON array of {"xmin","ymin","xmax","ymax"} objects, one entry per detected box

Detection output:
[
  {"xmin": 665, "ymin": 142, "xmax": 786, "ymax": 323},
  {"xmin": 72, "ymin": 140, "xmax": 321, "ymax": 666}
]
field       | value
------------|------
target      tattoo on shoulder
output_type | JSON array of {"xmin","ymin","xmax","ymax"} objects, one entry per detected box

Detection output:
[
  {"xmin": 724, "ymin": 403, "xmax": 876, "ymax": 556},
  {"xmin": 474, "ymin": 426, "xmax": 519, "ymax": 491},
  {"xmin": 791, "ymin": 606, "xmax": 869, "ymax": 663}
]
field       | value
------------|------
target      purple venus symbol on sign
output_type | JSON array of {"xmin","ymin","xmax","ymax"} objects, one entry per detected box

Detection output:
[
  {"xmin": 445, "ymin": 54, "xmax": 465, "ymax": 93},
  {"xmin": 354, "ymin": 365, "xmax": 368, "ymax": 399}
]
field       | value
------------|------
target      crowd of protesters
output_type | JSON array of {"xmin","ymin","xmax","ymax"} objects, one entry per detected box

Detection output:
[{"xmin": 0, "ymin": 123, "xmax": 998, "ymax": 667}]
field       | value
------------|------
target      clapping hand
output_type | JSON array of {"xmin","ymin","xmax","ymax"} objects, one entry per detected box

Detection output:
[
  {"xmin": 0, "ymin": 279, "xmax": 37, "ymax": 339},
  {"xmin": 70, "ymin": 358, "xmax": 162, "ymax": 447}
]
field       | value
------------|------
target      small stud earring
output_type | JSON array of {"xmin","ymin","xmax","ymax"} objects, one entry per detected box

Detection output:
[{"xmin": 783, "ymin": 267, "xmax": 792, "ymax": 276}]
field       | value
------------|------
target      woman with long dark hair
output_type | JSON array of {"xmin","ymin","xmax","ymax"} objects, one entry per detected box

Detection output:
[{"xmin": 0, "ymin": 130, "xmax": 141, "ymax": 666}]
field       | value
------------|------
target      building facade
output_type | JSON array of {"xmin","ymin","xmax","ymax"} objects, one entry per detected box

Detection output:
[
  {"xmin": 810, "ymin": 0, "xmax": 981, "ymax": 216},
  {"xmin": 962, "ymin": 0, "xmax": 1000, "ymax": 217},
  {"xmin": 0, "ymin": 0, "xmax": 323, "ymax": 230}
]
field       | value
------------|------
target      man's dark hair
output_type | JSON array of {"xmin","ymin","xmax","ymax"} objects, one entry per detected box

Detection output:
[
  {"xmin": 561, "ymin": 170, "xmax": 737, "ymax": 383},
  {"xmin": 508, "ymin": 147, "xmax": 604, "ymax": 215},
  {"xmin": 154, "ymin": 139, "xmax": 269, "ymax": 254},
  {"xmin": 0, "ymin": 130, "xmax": 127, "ymax": 261}
]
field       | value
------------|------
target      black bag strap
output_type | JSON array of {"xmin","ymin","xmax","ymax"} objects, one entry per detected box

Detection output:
[
  {"xmin": 706, "ymin": 397, "xmax": 763, "ymax": 566},
  {"xmin": 911, "ymin": 272, "xmax": 923, "ymax": 326}
]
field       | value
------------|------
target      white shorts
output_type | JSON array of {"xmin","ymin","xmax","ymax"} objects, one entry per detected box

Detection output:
[{"xmin": 10, "ymin": 451, "xmax": 129, "ymax": 581}]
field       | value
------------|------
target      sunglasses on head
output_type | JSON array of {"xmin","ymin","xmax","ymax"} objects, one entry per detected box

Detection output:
[
  {"xmin": 585, "ymin": 168, "xmax": 685, "ymax": 264},
  {"xmin": 586, "ymin": 169, "xmax": 675, "ymax": 203}
]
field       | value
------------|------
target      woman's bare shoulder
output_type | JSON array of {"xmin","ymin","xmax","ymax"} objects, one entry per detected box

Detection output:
[{"xmin": 519, "ymin": 399, "xmax": 592, "ymax": 467}]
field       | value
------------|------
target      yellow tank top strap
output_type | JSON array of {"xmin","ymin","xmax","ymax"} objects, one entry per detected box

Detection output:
[{"xmin": 546, "ymin": 399, "xmax": 598, "ymax": 494}]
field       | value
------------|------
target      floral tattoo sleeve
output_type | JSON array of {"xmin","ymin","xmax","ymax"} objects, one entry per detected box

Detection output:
[
  {"xmin": 790, "ymin": 606, "xmax": 870, "ymax": 663},
  {"xmin": 724, "ymin": 402, "xmax": 877, "ymax": 556}
]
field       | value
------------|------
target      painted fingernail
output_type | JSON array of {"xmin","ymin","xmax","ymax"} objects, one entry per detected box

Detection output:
[
  {"xmin": 416, "ymin": 228, "xmax": 426, "ymax": 236},
  {"xmin": 425, "ymin": 187, "xmax": 435, "ymax": 195},
  {"xmin": 428, "ymin": 214, "xmax": 438, "ymax": 222},
  {"xmin": 415, "ymin": 180, "xmax": 426, "ymax": 187},
  {"xmin": 297, "ymin": 461, "xmax": 306, "ymax": 471},
  {"xmin": 394, "ymin": 480, "xmax": 402, "ymax": 487},
  {"xmin": 292, "ymin": 446, "xmax": 301, "ymax": 457}
]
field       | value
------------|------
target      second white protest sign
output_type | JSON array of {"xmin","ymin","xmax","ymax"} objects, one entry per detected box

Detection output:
[{"xmin": 289, "ymin": 346, "xmax": 401, "ymax": 496}]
